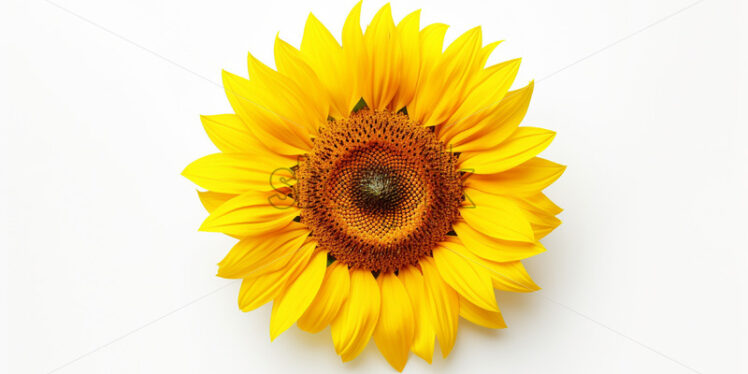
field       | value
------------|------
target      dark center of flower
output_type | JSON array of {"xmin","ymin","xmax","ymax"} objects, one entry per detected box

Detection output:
[
  {"xmin": 356, "ymin": 166, "xmax": 402, "ymax": 212},
  {"xmin": 295, "ymin": 109, "xmax": 462, "ymax": 273}
]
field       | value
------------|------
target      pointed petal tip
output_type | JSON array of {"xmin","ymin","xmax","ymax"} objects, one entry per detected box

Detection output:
[
  {"xmin": 246, "ymin": 51, "xmax": 259, "ymax": 64},
  {"xmin": 525, "ymin": 276, "xmax": 541, "ymax": 291},
  {"xmin": 220, "ymin": 69, "xmax": 242, "ymax": 86},
  {"xmin": 406, "ymin": 8, "xmax": 423, "ymax": 18},
  {"xmin": 197, "ymin": 219, "xmax": 214, "ymax": 232},
  {"xmin": 347, "ymin": 0, "xmax": 362, "ymax": 18}
]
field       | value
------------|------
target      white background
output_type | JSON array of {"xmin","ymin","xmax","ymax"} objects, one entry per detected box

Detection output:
[{"xmin": 1, "ymin": 0, "xmax": 746, "ymax": 373}]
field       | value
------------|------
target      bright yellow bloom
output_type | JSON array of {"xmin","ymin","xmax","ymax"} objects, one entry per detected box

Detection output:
[{"xmin": 183, "ymin": 2, "xmax": 564, "ymax": 371}]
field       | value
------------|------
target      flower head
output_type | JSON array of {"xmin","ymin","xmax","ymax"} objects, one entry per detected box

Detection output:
[{"xmin": 183, "ymin": 2, "xmax": 565, "ymax": 371}]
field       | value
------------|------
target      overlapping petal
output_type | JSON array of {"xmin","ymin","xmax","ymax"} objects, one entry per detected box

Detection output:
[
  {"xmin": 222, "ymin": 71, "xmax": 312, "ymax": 155},
  {"xmin": 331, "ymin": 269, "xmax": 381, "ymax": 362},
  {"xmin": 390, "ymin": 10, "xmax": 421, "ymax": 111},
  {"xmin": 273, "ymin": 36, "xmax": 330, "ymax": 122},
  {"xmin": 451, "ymin": 248, "xmax": 540, "ymax": 293},
  {"xmin": 421, "ymin": 257, "xmax": 459, "ymax": 358},
  {"xmin": 459, "ymin": 296, "xmax": 506, "ymax": 329},
  {"xmin": 270, "ymin": 249, "xmax": 327, "ymax": 340},
  {"xmin": 453, "ymin": 220, "xmax": 545, "ymax": 262},
  {"xmin": 443, "ymin": 80, "xmax": 534, "ymax": 152},
  {"xmin": 198, "ymin": 190, "xmax": 298, "ymax": 237},
  {"xmin": 464, "ymin": 157, "xmax": 566, "ymax": 196},
  {"xmin": 410, "ymin": 27, "xmax": 485, "ymax": 127},
  {"xmin": 200, "ymin": 114, "xmax": 270, "ymax": 154},
  {"xmin": 196, "ymin": 190, "xmax": 236, "ymax": 213},
  {"xmin": 360, "ymin": 4, "xmax": 399, "ymax": 110},
  {"xmin": 182, "ymin": 153, "xmax": 295, "ymax": 194},
  {"xmin": 297, "ymin": 261, "xmax": 351, "ymax": 333},
  {"xmin": 238, "ymin": 239, "xmax": 316, "ymax": 312},
  {"xmin": 373, "ymin": 273, "xmax": 415, "ymax": 371},
  {"xmin": 459, "ymin": 127, "xmax": 556, "ymax": 174},
  {"xmin": 398, "ymin": 265, "xmax": 436, "ymax": 363},
  {"xmin": 217, "ymin": 222, "xmax": 310, "ymax": 279},
  {"xmin": 461, "ymin": 187, "xmax": 535, "ymax": 242},
  {"xmin": 301, "ymin": 12, "xmax": 357, "ymax": 117},
  {"xmin": 520, "ymin": 192, "xmax": 564, "ymax": 216},
  {"xmin": 440, "ymin": 58, "xmax": 520, "ymax": 144},
  {"xmin": 433, "ymin": 241, "xmax": 498, "ymax": 312}
]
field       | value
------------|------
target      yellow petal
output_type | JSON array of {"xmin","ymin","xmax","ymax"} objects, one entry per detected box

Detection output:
[
  {"xmin": 459, "ymin": 127, "xmax": 556, "ymax": 174},
  {"xmin": 511, "ymin": 196, "xmax": 563, "ymax": 239},
  {"xmin": 398, "ymin": 266, "xmax": 435, "ymax": 364},
  {"xmin": 519, "ymin": 192, "xmax": 563, "ymax": 216},
  {"xmin": 301, "ymin": 13, "xmax": 352, "ymax": 117},
  {"xmin": 475, "ymin": 41, "xmax": 502, "ymax": 71},
  {"xmin": 465, "ymin": 157, "xmax": 566, "ymax": 196},
  {"xmin": 412, "ymin": 27, "xmax": 484, "ymax": 127},
  {"xmin": 182, "ymin": 153, "xmax": 295, "ymax": 194},
  {"xmin": 528, "ymin": 213, "xmax": 562, "ymax": 240},
  {"xmin": 331, "ymin": 269, "xmax": 381, "ymax": 362},
  {"xmin": 453, "ymin": 220, "xmax": 545, "ymax": 262},
  {"xmin": 447, "ymin": 81, "xmax": 534, "ymax": 152},
  {"xmin": 390, "ymin": 10, "xmax": 421, "ymax": 111},
  {"xmin": 421, "ymin": 257, "xmax": 459, "ymax": 358},
  {"xmin": 373, "ymin": 273, "xmax": 415, "ymax": 372},
  {"xmin": 487, "ymin": 260, "xmax": 540, "ymax": 292},
  {"xmin": 362, "ymin": 4, "xmax": 398, "ymax": 110},
  {"xmin": 247, "ymin": 53, "xmax": 323, "ymax": 133},
  {"xmin": 269, "ymin": 249, "xmax": 327, "ymax": 340},
  {"xmin": 407, "ymin": 22, "xmax": 449, "ymax": 123},
  {"xmin": 459, "ymin": 296, "xmax": 506, "ymax": 329},
  {"xmin": 200, "ymin": 114, "xmax": 269, "ymax": 154},
  {"xmin": 418, "ymin": 23, "xmax": 448, "ymax": 75},
  {"xmin": 273, "ymin": 36, "xmax": 329, "ymax": 121},
  {"xmin": 433, "ymin": 243, "xmax": 498, "ymax": 312},
  {"xmin": 238, "ymin": 240, "xmax": 316, "ymax": 312},
  {"xmin": 431, "ymin": 26, "xmax": 484, "ymax": 109},
  {"xmin": 222, "ymin": 70, "xmax": 311, "ymax": 155},
  {"xmin": 461, "ymin": 187, "xmax": 534, "ymax": 242},
  {"xmin": 341, "ymin": 1, "xmax": 365, "ymax": 116},
  {"xmin": 297, "ymin": 261, "xmax": 351, "ymax": 333},
  {"xmin": 196, "ymin": 190, "xmax": 236, "ymax": 213},
  {"xmin": 441, "ymin": 58, "xmax": 520, "ymax": 143},
  {"xmin": 453, "ymin": 250, "xmax": 540, "ymax": 293},
  {"xmin": 199, "ymin": 190, "xmax": 298, "ymax": 237},
  {"xmin": 217, "ymin": 222, "xmax": 310, "ymax": 279}
]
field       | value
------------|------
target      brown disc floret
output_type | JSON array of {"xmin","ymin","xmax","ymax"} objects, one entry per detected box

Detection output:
[{"xmin": 295, "ymin": 109, "xmax": 462, "ymax": 273}]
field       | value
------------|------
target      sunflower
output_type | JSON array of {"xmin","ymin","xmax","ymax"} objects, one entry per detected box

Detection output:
[{"xmin": 183, "ymin": 2, "xmax": 564, "ymax": 371}]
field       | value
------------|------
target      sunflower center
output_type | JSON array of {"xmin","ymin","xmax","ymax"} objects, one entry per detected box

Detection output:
[
  {"xmin": 356, "ymin": 166, "xmax": 402, "ymax": 211},
  {"xmin": 296, "ymin": 109, "xmax": 462, "ymax": 273}
]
